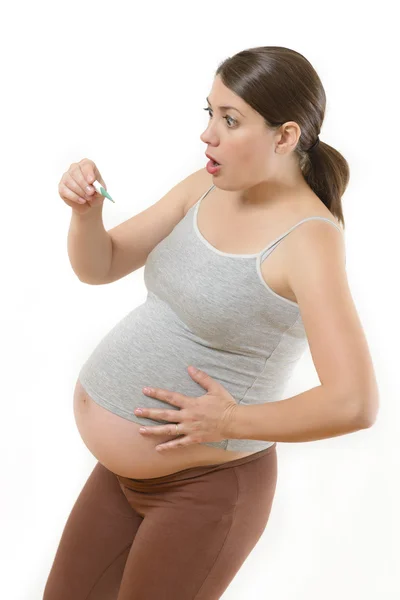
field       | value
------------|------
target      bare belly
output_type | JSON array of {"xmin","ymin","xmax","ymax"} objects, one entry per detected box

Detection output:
[{"xmin": 73, "ymin": 379, "xmax": 257, "ymax": 479}]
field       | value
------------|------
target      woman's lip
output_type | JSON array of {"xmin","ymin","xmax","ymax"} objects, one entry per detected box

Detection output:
[
  {"xmin": 206, "ymin": 154, "xmax": 221, "ymax": 164},
  {"xmin": 206, "ymin": 159, "xmax": 222, "ymax": 174}
]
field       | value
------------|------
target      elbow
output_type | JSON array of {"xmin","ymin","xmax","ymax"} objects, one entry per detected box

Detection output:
[
  {"xmin": 338, "ymin": 377, "xmax": 380, "ymax": 429},
  {"xmin": 354, "ymin": 394, "xmax": 380, "ymax": 429},
  {"xmin": 76, "ymin": 274, "xmax": 93, "ymax": 285},
  {"xmin": 357, "ymin": 408, "xmax": 379, "ymax": 429},
  {"xmin": 76, "ymin": 273, "xmax": 108, "ymax": 285}
]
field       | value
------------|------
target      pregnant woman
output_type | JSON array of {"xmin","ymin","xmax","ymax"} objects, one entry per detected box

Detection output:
[{"xmin": 44, "ymin": 46, "xmax": 378, "ymax": 599}]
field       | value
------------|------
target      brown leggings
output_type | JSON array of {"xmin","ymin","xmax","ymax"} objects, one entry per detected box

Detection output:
[{"xmin": 43, "ymin": 443, "xmax": 277, "ymax": 600}]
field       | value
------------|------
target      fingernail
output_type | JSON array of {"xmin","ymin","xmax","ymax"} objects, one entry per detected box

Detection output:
[
  {"xmin": 135, "ymin": 409, "xmax": 143, "ymax": 415},
  {"xmin": 86, "ymin": 185, "xmax": 93, "ymax": 193}
]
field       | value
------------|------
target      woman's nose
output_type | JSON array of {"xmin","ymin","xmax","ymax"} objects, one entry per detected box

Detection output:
[{"xmin": 200, "ymin": 127, "xmax": 216, "ymax": 144}]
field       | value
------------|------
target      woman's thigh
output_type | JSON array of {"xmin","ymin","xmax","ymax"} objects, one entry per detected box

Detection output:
[
  {"xmin": 43, "ymin": 461, "xmax": 143, "ymax": 600},
  {"xmin": 116, "ymin": 444, "xmax": 278, "ymax": 600}
]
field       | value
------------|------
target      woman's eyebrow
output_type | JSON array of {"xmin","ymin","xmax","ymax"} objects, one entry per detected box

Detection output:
[{"xmin": 206, "ymin": 97, "xmax": 245, "ymax": 117}]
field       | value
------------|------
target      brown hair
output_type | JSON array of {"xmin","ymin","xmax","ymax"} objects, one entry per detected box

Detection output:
[{"xmin": 215, "ymin": 46, "xmax": 349, "ymax": 230}]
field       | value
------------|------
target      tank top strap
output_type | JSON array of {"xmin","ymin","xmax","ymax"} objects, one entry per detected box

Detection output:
[
  {"xmin": 194, "ymin": 184, "xmax": 216, "ymax": 208},
  {"xmin": 259, "ymin": 216, "xmax": 343, "ymax": 263}
]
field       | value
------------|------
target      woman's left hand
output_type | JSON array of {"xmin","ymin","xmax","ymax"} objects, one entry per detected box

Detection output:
[{"xmin": 135, "ymin": 366, "xmax": 239, "ymax": 452}]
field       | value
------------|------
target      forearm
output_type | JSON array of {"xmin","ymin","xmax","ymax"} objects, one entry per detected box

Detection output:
[
  {"xmin": 67, "ymin": 205, "xmax": 113, "ymax": 284},
  {"xmin": 229, "ymin": 385, "xmax": 371, "ymax": 443}
]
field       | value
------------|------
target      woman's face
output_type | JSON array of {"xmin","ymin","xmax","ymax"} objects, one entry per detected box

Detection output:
[{"xmin": 200, "ymin": 75, "xmax": 302, "ymax": 197}]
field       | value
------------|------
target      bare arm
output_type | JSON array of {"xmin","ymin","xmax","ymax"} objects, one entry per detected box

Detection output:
[{"xmin": 67, "ymin": 204, "xmax": 113, "ymax": 284}]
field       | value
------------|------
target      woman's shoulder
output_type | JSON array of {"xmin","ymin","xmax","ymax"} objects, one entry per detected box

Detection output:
[
  {"xmin": 295, "ymin": 192, "xmax": 342, "ymax": 231},
  {"xmin": 183, "ymin": 168, "xmax": 214, "ymax": 216}
]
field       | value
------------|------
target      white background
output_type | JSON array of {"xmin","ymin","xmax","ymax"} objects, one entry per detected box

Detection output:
[{"xmin": 1, "ymin": 1, "xmax": 398, "ymax": 598}]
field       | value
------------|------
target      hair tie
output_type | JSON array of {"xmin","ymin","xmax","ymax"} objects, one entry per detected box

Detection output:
[{"xmin": 308, "ymin": 136, "xmax": 320, "ymax": 152}]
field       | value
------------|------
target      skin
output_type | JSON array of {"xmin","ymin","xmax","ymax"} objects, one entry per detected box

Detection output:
[{"xmin": 200, "ymin": 74, "xmax": 312, "ymax": 209}]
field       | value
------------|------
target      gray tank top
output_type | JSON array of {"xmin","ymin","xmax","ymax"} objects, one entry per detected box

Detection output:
[{"xmin": 78, "ymin": 183, "xmax": 343, "ymax": 452}]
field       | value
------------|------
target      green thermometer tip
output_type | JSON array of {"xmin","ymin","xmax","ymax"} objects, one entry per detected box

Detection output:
[
  {"xmin": 100, "ymin": 186, "xmax": 115, "ymax": 203},
  {"xmin": 92, "ymin": 180, "xmax": 115, "ymax": 203}
]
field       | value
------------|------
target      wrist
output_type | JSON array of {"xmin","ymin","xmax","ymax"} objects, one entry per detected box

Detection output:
[
  {"xmin": 225, "ymin": 404, "xmax": 245, "ymax": 440},
  {"xmin": 71, "ymin": 203, "xmax": 104, "ymax": 221}
]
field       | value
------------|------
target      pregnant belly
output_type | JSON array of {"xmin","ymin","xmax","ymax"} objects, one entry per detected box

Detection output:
[{"xmin": 73, "ymin": 379, "xmax": 257, "ymax": 478}]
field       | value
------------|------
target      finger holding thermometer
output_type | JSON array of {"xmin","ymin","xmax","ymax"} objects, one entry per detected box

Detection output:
[{"xmin": 92, "ymin": 179, "xmax": 115, "ymax": 203}]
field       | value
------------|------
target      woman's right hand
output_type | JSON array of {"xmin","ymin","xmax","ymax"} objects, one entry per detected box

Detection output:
[{"xmin": 58, "ymin": 158, "xmax": 108, "ymax": 214}]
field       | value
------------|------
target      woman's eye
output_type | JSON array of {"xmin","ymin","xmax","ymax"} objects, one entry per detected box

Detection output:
[{"xmin": 202, "ymin": 107, "xmax": 236, "ymax": 128}]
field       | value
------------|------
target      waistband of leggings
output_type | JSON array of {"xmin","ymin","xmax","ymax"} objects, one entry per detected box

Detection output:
[{"xmin": 116, "ymin": 442, "xmax": 277, "ymax": 490}]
